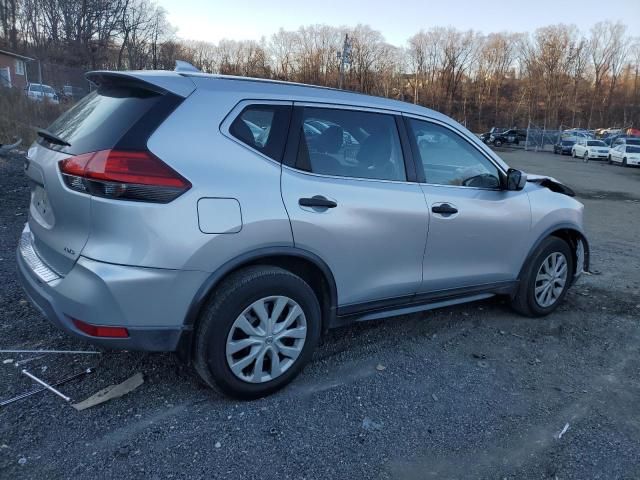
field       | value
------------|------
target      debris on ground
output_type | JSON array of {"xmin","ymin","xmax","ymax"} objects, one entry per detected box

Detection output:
[
  {"xmin": 0, "ymin": 138, "xmax": 22, "ymax": 156},
  {"xmin": 2, "ymin": 358, "xmax": 14, "ymax": 364},
  {"xmin": 375, "ymin": 364, "xmax": 386, "ymax": 371},
  {"xmin": 22, "ymin": 369, "xmax": 71, "ymax": 402},
  {"xmin": 556, "ymin": 422, "xmax": 570, "ymax": 439},
  {"xmin": 1, "ymin": 368, "xmax": 94, "ymax": 408},
  {"xmin": 72, "ymin": 373, "xmax": 144, "ymax": 411},
  {"xmin": 362, "ymin": 417, "xmax": 383, "ymax": 431}
]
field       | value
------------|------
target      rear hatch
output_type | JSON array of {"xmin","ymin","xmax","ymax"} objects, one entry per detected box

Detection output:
[{"xmin": 24, "ymin": 75, "xmax": 189, "ymax": 275}]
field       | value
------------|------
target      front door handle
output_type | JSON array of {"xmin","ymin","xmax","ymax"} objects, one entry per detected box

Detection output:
[
  {"xmin": 299, "ymin": 196, "xmax": 337, "ymax": 209},
  {"xmin": 431, "ymin": 203, "xmax": 458, "ymax": 215}
]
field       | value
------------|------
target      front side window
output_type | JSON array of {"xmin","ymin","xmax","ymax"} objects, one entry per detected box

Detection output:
[
  {"xmin": 295, "ymin": 107, "xmax": 406, "ymax": 181},
  {"xmin": 229, "ymin": 104, "xmax": 291, "ymax": 161},
  {"xmin": 407, "ymin": 118, "xmax": 500, "ymax": 188}
]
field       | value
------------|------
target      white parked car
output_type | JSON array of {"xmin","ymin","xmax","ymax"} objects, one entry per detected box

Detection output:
[
  {"xmin": 571, "ymin": 139, "xmax": 609, "ymax": 162},
  {"xmin": 608, "ymin": 144, "xmax": 640, "ymax": 167},
  {"xmin": 25, "ymin": 83, "xmax": 59, "ymax": 104}
]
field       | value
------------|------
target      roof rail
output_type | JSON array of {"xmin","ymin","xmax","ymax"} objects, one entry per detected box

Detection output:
[{"xmin": 174, "ymin": 60, "xmax": 200, "ymax": 73}]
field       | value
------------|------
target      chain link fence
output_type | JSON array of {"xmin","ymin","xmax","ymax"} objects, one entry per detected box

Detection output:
[{"xmin": 524, "ymin": 122, "xmax": 562, "ymax": 152}]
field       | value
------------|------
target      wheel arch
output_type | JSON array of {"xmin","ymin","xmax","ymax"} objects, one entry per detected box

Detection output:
[
  {"xmin": 177, "ymin": 247, "xmax": 338, "ymax": 361},
  {"xmin": 518, "ymin": 224, "xmax": 590, "ymax": 285}
]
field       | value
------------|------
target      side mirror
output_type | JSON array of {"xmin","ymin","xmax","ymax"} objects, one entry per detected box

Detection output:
[{"xmin": 506, "ymin": 168, "xmax": 527, "ymax": 191}]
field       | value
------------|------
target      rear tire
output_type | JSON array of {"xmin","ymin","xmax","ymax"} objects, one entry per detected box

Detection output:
[
  {"xmin": 572, "ymin": 149, "xmax": 576, "ymax": 158},
  {"xmin": 608, "ymin": 155, "xmax": 612, "ymax": 164},
  {"xmin": 193, "ymin": 266, "xmax": 321, "ymax": 399},
  {"xmin": 511, "ymin": 237, "xmax": 574, "ymax": 317}
]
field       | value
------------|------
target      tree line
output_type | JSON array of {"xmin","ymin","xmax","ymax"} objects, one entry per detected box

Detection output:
[{"xmin": 1, "ymin": 0, "xmax": 639, "ymax": 131}]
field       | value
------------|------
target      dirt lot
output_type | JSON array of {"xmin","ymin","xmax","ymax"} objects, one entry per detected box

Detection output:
[{"xmin": 1, "ymin": 148, "xmax": 639, "ymax": 479}]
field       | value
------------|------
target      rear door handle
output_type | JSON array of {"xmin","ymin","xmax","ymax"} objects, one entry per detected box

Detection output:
[
  {"xmin": 299, "ymin": 196, "xmax": 337, "ymax": 209},
  {"xmin": 431, "ymin": 203, "xmax": 458, "ymax": 215}
]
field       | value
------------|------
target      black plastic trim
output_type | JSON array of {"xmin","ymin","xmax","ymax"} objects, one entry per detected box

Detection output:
[
  {"xmin": 402, "ymin": 115, "xmax": 427, "ymax": 183},
  {"xmin": 116, "ymin": 92, "xmax": 183, "ymax": 151},
  {"xmin": 395, "ymin": 115, "xmax": 418, "ymax": 183},
  {"xmin": 335, "ymin": 280, "xmax": 518, "ymax": 323},
  {"xmin": 183, "ymin": 246, "xmax": 338, "ymax": 328},
  {"xmin": 518, "ymin": 224, "xmax": 590, "ymax": 282},
  {"xmin": 283, "ymin": 106, "xmax": 304, "ymax": 168}
]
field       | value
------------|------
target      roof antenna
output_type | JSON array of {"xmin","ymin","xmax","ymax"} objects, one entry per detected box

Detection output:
[{"xmin": 174, "ymin": 60, "xmax": 200, "ymax": 73}]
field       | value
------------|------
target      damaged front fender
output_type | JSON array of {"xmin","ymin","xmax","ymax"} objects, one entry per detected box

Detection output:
[{"xmin": 526, "ymin": 174, "xmax": 576, "ymax": 197}]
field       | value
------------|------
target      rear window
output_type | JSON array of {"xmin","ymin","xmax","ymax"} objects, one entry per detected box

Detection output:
[
  {"xmin": 627, "ymin": 146, "xmax": 640, "ymax": 153},
  {"xmin": 587, "ymin": 141, "xmax": 606, "ymax": 146},
  {"xmin": 626, "ymin": 138, "xmax": 640, "ymax": 145},
  {"xmin": 43, "ymin": 87, "xmax": 164, "ymax": 155},
  {"xmin": 561, "ymin": 140, "xmax": 574, "ymax": 146}
]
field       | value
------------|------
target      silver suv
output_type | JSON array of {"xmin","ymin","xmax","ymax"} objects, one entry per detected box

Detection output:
[{"xmin": 17, "ymin": 69, "xmax": 589, "ymax": 398}]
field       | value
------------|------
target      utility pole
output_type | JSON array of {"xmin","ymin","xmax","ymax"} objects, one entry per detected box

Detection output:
[{"xmin": 337, "ymin": 34, "xmax": 352, "ymax": 90}]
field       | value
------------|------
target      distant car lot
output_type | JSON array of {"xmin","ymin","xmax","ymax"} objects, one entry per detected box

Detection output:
[{"xmin": 0, "ymin": 148, "xmax": 639, "ymax": 479}]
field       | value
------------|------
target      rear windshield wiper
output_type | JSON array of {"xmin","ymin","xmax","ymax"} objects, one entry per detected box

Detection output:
[{"xmin": 36, "ymin": 128, "xmax": 71, "ymax": 147}]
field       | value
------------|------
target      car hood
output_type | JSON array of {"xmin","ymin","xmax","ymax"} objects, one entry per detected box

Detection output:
[{"xmin": 526, "ymin": 173, "xmax": 575, "ymax": 197}]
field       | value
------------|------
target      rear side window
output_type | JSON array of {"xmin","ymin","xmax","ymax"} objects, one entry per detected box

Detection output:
[
  {"xmin": 43, "ymin": 87, "xmax": 166, "ymax": 155},
  {"xmin": 295, "ymin": 107, "xmax": 406, "ymax": 181},
  {"xmin": 229, "ymin": 105, "xmax": 292, "ymax": 161}
]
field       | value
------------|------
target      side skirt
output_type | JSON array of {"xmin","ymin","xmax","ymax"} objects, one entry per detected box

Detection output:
[{"xmin": 331, "ymin": 280, "xmax": 518, "ymax": 327}]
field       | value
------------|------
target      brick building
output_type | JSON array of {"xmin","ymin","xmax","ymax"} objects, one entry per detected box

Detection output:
[{"xmin": 0, "ymin": 49, "xmax": 33, "ymax": 89}]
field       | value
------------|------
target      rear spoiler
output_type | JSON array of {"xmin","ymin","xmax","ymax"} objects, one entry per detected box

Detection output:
[{"xmin": 86, "ymin": 70, "xmax": 196, "ymax": 98}]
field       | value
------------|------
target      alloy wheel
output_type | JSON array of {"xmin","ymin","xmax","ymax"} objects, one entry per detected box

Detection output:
[
  {"xmin": 225, "ymin": 296, "xmax": 307, "ymax": 383},
  {"xmin": 534, "ymin": 252, "xmax": 568, "ymax": 308}
]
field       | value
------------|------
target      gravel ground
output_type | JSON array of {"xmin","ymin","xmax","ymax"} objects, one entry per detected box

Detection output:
[{"xmin": 1, "ymin": 148, "xmax": 639, "ymax": 479}]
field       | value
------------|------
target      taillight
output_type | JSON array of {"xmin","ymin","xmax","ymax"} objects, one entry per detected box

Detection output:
[{"xmin": 59, "ymin": 149, "xmax": 191, "ymax": 203}]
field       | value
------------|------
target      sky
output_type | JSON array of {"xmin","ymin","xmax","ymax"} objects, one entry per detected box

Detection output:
[{"xmin": 159, "ymin": 0, "xmax": 640, "ymax": 46}]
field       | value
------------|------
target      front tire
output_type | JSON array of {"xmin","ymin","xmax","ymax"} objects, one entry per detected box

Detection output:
[
  {"xmin": 193, "ymin": 266, "xmax": 321, "ymax": 399},
  {"xmin": 494, "ymin": 139, "xmax": 503, "ymax": 147},
  {"xmin": 623, "ymin": 157, "xmax": 628, "ymax": 167},
  {"xmin": 511, "ymin": 237, "xmax": 574, "ymax": 317},
  {"xmin": 572, "ymin": 149, "xmax": 576, "ymax": 158},
  {"xmin": 583, "ymin": 151, "xmax": 589, "ymax": 162}
]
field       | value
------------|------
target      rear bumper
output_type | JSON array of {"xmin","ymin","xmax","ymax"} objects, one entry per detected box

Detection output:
[{"xmin": 16, "ymin": 227, "xmax": 207, "ymax": 351}]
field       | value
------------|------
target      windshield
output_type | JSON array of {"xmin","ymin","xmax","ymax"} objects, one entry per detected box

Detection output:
[
  {"xmin": 587, "ymin": 141, "xmax": 606, "ymax": 146},
  {"xmin": 561, "ymin": 140, "xmax": 574, "ymax": 146}
]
